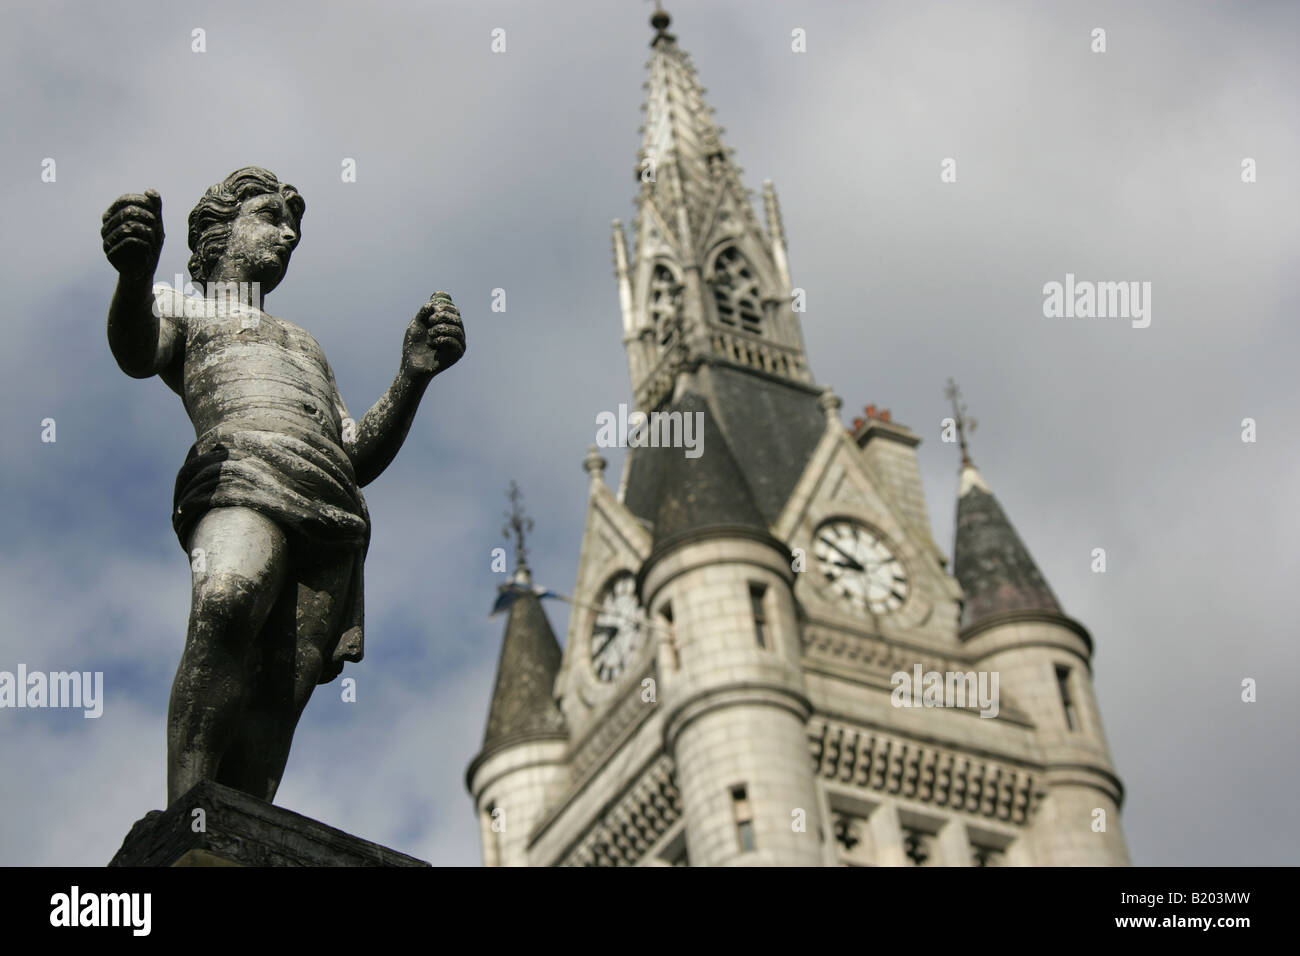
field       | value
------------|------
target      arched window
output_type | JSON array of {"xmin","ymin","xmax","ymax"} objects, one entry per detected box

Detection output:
[
  {"xmin": 711, "ymin": 246, "xmax": 763, "ymax": 334},
  {"xmin": 648, "ymin": 264, "xmax": 683, "ymax": 347}
]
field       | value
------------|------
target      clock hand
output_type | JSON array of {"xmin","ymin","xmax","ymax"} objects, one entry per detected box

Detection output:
[
  {"xmin": 592, "ymin": 624, "xmax": 618, "ymax": 653},
  {"xmin": 819, "ymin": 537, "xmax": 866, "ymax": 572}
]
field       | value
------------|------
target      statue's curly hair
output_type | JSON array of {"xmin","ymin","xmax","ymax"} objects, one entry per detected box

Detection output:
[{"xmin": 186, "ymin": 167, "xmax": 304, "ymax": 287}]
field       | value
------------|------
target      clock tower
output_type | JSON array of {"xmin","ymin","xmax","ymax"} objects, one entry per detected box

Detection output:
[{"xmin": 465, "ymin": 8, "xmax": 1130, "ymax": 867}]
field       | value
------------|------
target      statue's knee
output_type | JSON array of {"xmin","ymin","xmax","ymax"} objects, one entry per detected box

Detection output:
[{"xmin": 191, "ymin": 573, "xmax": 267, "ymax": 646}]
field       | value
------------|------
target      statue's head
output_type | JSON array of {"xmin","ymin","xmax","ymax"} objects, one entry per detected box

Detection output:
[{"xmin": 187, "ymin": 167, "xmax": 305, "ymax": 293}]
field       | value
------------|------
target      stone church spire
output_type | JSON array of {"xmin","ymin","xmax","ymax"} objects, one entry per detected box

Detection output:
[
  {"xmin": 637, "ymin": 7, "xmax": 763, "ymax": 267},
  {"xmin": 619, "ymin": 6, "xmax": 814, "ymax": 413}
]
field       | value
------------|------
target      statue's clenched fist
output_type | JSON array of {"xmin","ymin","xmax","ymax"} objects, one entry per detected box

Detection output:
[
  {"xmin": 102, "ymin": 189, "xmax": 164, "ymax": 280},
  {"xmin": 402, "ymin": 291, "xmax": 466, "ymax": 379}
]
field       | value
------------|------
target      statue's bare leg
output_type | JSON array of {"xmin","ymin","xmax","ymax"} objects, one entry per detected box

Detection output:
[
  {"xmin": 167, "ymin": 506, "xmax": 288, "ymax": 805},
  {"xmin": 217, "ymin": 550, "xmax": 354, "ymax": 802}
]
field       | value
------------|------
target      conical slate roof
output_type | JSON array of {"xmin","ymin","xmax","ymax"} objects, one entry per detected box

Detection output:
[
  {"xmin": 481, "ymin": 586, "xmax": 567, "ymax": 752},
  {"xmin": 953, "ymin": 463, "xmax": 1062, "ymax": 629},
  {"xmin": 651, "ymin": 391, "xmax": 768, "ymax": 550},
  {"xmin": 622, "ymin": 367, "xmax": 826, "ymax": 529}
]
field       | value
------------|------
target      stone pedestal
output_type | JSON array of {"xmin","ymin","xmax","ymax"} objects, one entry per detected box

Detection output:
[{"xmin": 109, "ymin": 779, "xmax": 428, "ymax": 867}]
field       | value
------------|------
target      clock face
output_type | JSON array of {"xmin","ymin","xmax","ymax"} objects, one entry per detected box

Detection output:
[
  {"xmin": 590, "ymin": 572, "xmax": 645, "ymax": 683},
  {"xmin": 814, "ymin": 520, "xmax": 909, "ymax": 615}
]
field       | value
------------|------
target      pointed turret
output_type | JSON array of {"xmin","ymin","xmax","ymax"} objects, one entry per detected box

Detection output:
[
  {"xmin": 945, "ymin": 381, "xmax": 1061, "ymax": 628},
  {"xmin": 638, "ymin": 387, "xmax": 825, "ymax": 865},
  {"xmin": 944, "ymin": 385, "xmax": 1129, "ymax": 865},
  {"xmin": 466, "ymin": 484, "xmax": 570, "ymax": 866},
  {"xmin": 480, "ymin": 587, "xmax": 567, "ymax": 751},
  {"xmin": 953, "ymin": 461, "xmax": 1062, "ymax": 628},
  {"xmin": 468, "ymin": 583, "xmax": 570, "ymax": 866},
  {"xmin": 480, "ymin": 481, "xmax": 566, "ymax": 751}
]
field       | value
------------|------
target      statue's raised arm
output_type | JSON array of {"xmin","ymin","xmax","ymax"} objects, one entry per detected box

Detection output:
[
  {"xmin": 102, "ymin": 189, "xmax": 182, "ymax": 382},
  {"xmin": 343, "ymin": 291, "xmax": 465, "ymax": 487}
]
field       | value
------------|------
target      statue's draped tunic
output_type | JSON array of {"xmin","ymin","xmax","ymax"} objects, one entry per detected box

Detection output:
[{"xmin": 158, "ymin": 287, "xmax": 369, "ymax": 684}]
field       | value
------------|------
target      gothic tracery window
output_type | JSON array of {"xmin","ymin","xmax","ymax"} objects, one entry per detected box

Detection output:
[{"xmin": 711, "ymin": 246, "xmax": 763, "ymax": 335}]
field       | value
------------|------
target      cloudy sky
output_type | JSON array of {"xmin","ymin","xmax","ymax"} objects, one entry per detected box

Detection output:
[{"xmin": 1, "ymin": 0, "xmax": 1296, "ymax": 867}]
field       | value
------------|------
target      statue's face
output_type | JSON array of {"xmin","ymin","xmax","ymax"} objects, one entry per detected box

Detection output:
[{"xmin": 212, "ymin": 191, "xmax": 300, "ymax": 293}]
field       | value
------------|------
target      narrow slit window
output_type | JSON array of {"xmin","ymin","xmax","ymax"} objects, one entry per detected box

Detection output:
[
  {"xmin": 659, "ymin": 602, "xmax": 679, "ymax": 670},
  {"xmin": 749, "ymin": 583, "xmax": 768, "ymax": 649},
  {"xmin": 1055, "ymin": 664, "xmax": 1078, "ymax": 731},
  {"xmin": 732, "ymin": 785, "xmax": 756, "ymax": 852},
  {"xmin": 484, "ymin": 803, "xmax": 502, "ymax": 867}
]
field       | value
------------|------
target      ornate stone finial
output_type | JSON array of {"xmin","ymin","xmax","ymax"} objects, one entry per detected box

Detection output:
[
  {"xmin": 583, "ymin": 445, "xmax": 608, "ymax": 484},
  {"xmin": 611, "ymin": 220, "xmax": 635, "ymax": 336},
  {"xmin": 819, "ymin": 388, "xmax": 842, "ymax": 425},
  {"xmin": 944, "ymin": 378, "xmax": 978, "ymax": 467},
  {"xmin": 762, "ymin": 179, "xmax": 785, "ymax": 240},
  {"xmin": 503, "ymin": 480, "xmax": 534, "ymax": 584},
  {"xmin": 650, "ymin": 1, "xmax": 671, "ymax": 34}
]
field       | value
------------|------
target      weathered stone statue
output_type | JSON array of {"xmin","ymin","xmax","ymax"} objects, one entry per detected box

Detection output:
[{"xmin": 101, "ymin": 167, "xmax": 465, "ymax": 805}]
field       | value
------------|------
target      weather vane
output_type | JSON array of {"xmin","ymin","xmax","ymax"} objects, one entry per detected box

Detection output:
[
  {"xmin": 944, "ymin": 378, "xmax": 977, "ymax": 466},
  {"xmin": 502, "ymin": 480, "xmax": 534, "ymax": 576}
]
